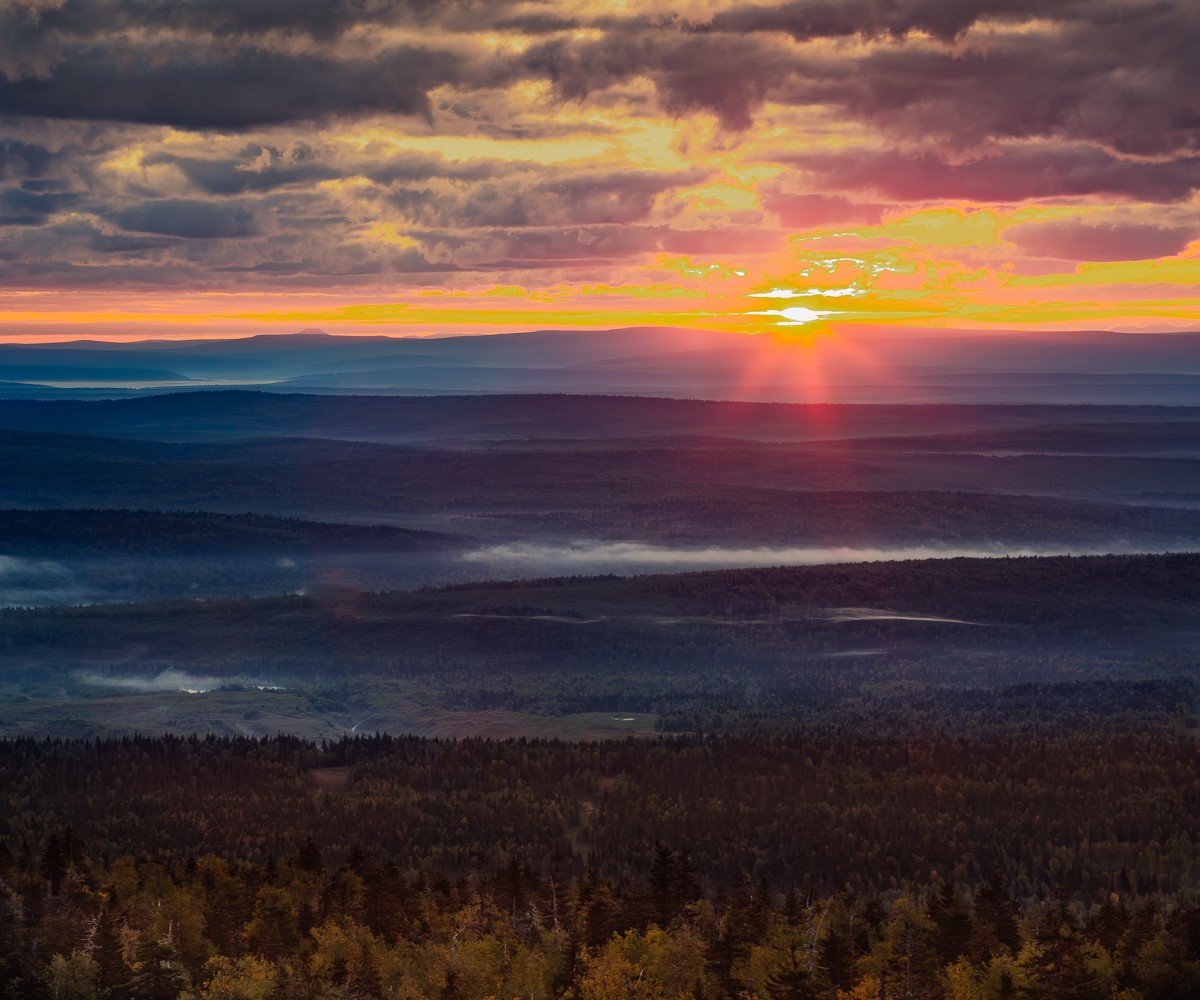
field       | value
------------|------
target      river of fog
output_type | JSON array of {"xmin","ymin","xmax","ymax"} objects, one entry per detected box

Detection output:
[
  {"xmin": 73, "ymin": 668, "xmax": 230, "ymax": 694},
  {"xmin": 0, "ymin": 554, "xmax": 87, "ymax": 606},
  {"xmin": 2, "ymin": 540, "xmax": 1199, "ymax": 608},
  {"xmin": 458, "ymin": 540, "xmax": 1200, "ymax": 577},
  {"xmin": 69, "ymin": 668, "xmax": 289, "ymax": 695}
]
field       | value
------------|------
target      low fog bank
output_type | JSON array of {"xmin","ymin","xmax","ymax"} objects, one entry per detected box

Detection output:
[
  {"xmin": 460, "ymin": 540, "xmax": 1200, "ymax": 576},
  {"xmin": 0, "ymin": 555, "xmax": 69, "ymax": 578},
  {"xmin": 72, "ymin": 668, "xmax": 283, "ymax": 695},
  {"xmin": 812, "ymin": 608, "xmax": 983, "ymax": 625},
  {"xmin": 0, "ymin": 554, "xmax": 95, "ymax": 607},
  {"xmin": 0, "ymin": 551, "xmax": 471, "ymax": 609}
]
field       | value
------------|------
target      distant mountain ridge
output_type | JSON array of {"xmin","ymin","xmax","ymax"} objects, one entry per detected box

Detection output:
[{"xmin": 1, "ymin": 326, "xmax": 1197, "ymax": 403}]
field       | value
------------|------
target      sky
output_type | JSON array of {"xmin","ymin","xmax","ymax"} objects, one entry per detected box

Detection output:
[{"xmin": 1, "ymin": 0, "xmax": 1199, "ymax": 341}]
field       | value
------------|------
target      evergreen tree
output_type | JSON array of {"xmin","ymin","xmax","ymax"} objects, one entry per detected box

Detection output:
[
  {"xmin": 93, "ymin": 906, "xmax": 133, "ymax": 1000},
  {"xmin": 129, "ymin": 937, "xmax": 189, "ymax": 1000}
]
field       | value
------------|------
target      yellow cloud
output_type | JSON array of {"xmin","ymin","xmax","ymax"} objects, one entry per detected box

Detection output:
[
  {"xmin": 361, "ymin": 224, "xmax": 420, "ymax": 248},
  {"xmin": 1006, "ymin": 258, "xmax": 1200, "ymax": 288},
  {"xmin": 802, "ymin": 205, "xmax": 1084, "ymax": 249}
]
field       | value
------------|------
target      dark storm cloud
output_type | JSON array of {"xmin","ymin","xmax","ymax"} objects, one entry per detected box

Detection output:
[
  {"xmin": 522, "ymin": 30, "xmax": 788, "ymax": 131},
  {"xmin": 3, "ymin": 0, "xmax": 1197, "ymax": 162},
  {"xmin": 142, "ymin": 147, "xmax": 340, "ymax": 195},
  {"xmin": 0, "ymin": 185, "xmax": 80, "ymax": 224},
  {"xmin": 211, "ymin": 261, "xmax": 310, "ymax": 275},
  {"xmin": 0, "ymin": 3, "xmax": 64, "ymax": 82},
  {"xmin": 519, "ymin": 1, "xmax": 1200, "ymax": 164},
  {"xmin": 385, "ymin": 168, "xmax": 709, "ymax": 228},
  {"xmin": 19, "ymin": 178, "xmax": 69, "ymax": 191},
  {"xmin": 797, "ymin": 26, "xmax": 1200, "ymax": 157},
  {"xmin": 0, "ymin": 43, "xmax": 463, "ymax": 129},
  {"xmin": 462, "ymin": 218, "xmax": 779, "ymax": 269},
  {"xmin": 0, "ymin": 241, "xmax": 452, "ymax": 286},
  {"xmin": 117, "ymin": 0, "xmax": 409, "ymax": 40},
  {"xmin": 368, "ymin": 153, "xmax": 522, "ymax": 186},
  {"xmin": 3, "ymin": 0, "xmax": 519, "ymax": 43},
  {"xmin": 470, "ymin": 224, "xmax": 666, "ymax": 266},
  {"xmin": 713, "ymin": 0, "xmax": 1200, "ymax": 157},
  {"xmin": 83, "ymin": 230, "xmax": 180, "ymax": 254},
  {"xmin": 491, "ymin": 11, "xmax": 589, "ymax": 34},
  {"xmin": 0, "ymin": 138, "xmax": 56, "ymax": 179},
  {"xmin": 701, "ymin": 0, "xmax": 1076, "ymax": 42},
  {"xmin": 215, "ymin": 244, "xmax": 455, "ymax": 275},
  {"xmin": 12, "ymin": 216, "xmax": 179, "ymax": 254},
  {"xmin": 111, "ymin": 199, "xmax": 260, "ymax": 239},
  {"xmin": 0, "ymin": 257, "xmax": 199, "ymax": 285}
]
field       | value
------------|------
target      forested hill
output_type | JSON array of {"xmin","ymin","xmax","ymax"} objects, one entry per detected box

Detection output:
[
  {"xmin": 4, "ymin": 552, "xmax": 1197, "ymax": 667},
  {"xmin": 1, "ymin": 550, "xmax": 1193, "ymax": 739},
  {"xmin": 2, "ymin": 391, "xmax": 1197, "ymax": 442},
  {"xmin": 3, "ymin": 732, "xmax": 1200, "ymax": 999},
  {"xmin": 0, "ymin": 509, "xmax": 465, "ymax": 555}
]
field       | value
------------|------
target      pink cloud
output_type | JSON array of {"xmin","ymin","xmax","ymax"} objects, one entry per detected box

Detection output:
[
  {"xmin": 1005, "ymin": 219, "xmax": 1197, "ymax": 261},
  {"xmin": 760, "ymin": 190, "xmax": 885, "ymax": 229}
]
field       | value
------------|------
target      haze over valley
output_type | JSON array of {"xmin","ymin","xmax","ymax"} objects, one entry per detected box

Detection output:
[
  {"xmin": 0, "ymin": 365, "xmax": 1197, "ymax": 744},
  {"xmin": 1, "ymin": 382, "xmax": 1199, "ymax": 611}
]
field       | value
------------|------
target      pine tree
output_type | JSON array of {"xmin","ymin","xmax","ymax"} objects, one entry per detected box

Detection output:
[
  {"xmin": 93, "ymin": 906, "xmax": 133, "ymax": 1000},
  {"xmin": 129, "ymin": 937, "xmax": 189, "ymax": 1000}
]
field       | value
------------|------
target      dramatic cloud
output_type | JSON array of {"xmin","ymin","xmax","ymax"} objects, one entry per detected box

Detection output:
[
  {"xmin": 0, "ymin": 138, "xmax": 56, "ymax": 179},
  {"xmin": 1006, "ymin": 219, "xmax": 1199, "ymax": 262},
  {"xmin": 0, "ymin": 45, "xmax": 465, "ymax": 129},
  {"xmin": 759, "ymin": 190, "xmax": 885, "ymax": 229},
  {"xmin": 142, "ymin": 146, "xmax": 341, "ymax": 196},
  {"xmin": 0, "ymin": 185, "xmax": 80, "ymax": 225},
  {"xmin": 386, "ymin": 168, "xmax": 711, "ymax": 229},
  {"xmin": 0, "ymin": 0, "xmax": 1198, "ymax": 335},
  {"xmin": 782, "ymin": 146, "xmax": 1200, "ymax": 205},
  {"xmin": 109, "ymin": 199, "xmax": 259, "ymax": 239}
]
